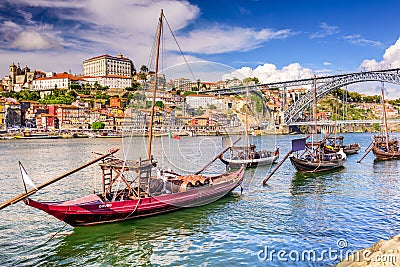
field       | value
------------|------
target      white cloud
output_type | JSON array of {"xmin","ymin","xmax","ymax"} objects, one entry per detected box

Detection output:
[
  {"xmin": 323, "ymin": 62, "xmax": 331, "ymax": 66},
  {"xmin": 310, "ymin": 22, "xmax": 339, "ymax": 39},
  {"xmin": 354, "ymin": 37, "xmax": 400, "ymax": 99},
  {"xmin": 11, "ymin": 30, "xmax": 62, "ymax": 50},
  {"xmin": 343, "ymin": 34, "xmax": 383, "ymax": 47},
  {"xmin": 360, "ymin": 36, "xmax": 400, "ymax": 71},
  {"xmin": 223, "ymin": 63, "xmax": 313, "ymax": 83},
  {"xmin": 11, "ymin": 0, "xmax": 84, "ymax": 8},
  {"xmin": 178, "ymin": 27, "xmax": 292, "ymax": 54}
]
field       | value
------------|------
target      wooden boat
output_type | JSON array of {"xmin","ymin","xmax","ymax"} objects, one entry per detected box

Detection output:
[
  {"xmin": 289, "ymin": 148, "xmax": 346, "ymax": 173},
  {"xmin": 23, "ymin": 157, "xmax": 244, "ymax": 226},
  {"xmin": 14, "ymin": 134, "xmax": 62, "ymax": 139},
  {"xmin": 289, "ymin": 75, "xmax": 346, "ymax": 173},
  {"xmin": 15, "ymin": 130, "xmax": 62, "ymax": 139},
  {"xmin": 219, "ymin": 145, "xmax": 279, "ymax": 169},
  {"xmin": 0, "ymin": 10, "xmax": 245, "ymax": 227},
  {"xmin": 372, "ymin": 84, "xmax": 400, "ymax": 160},
  {"xmin": 263, "ymin": 137, "xmax": 346, "ymax": 185},
  {"xmin": 324, "ymin": 136, "xmax": 361, "ymax": 155},
  {"xmin": 357, "ymin": 83, "xmax": 400, "ymax": 162},
  {"xmin": 371, "ymin": 135, "xmax": 400, "ymax": 160},
  {"xmin": 219, "ymin": 87, "xmax": 279, "ymax": 169}
]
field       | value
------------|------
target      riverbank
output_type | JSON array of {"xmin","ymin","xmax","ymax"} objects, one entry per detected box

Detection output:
[
  {"xmin": 2, "ymin": 122, "xmax": 400, "ymax": 140},
  {"xmin": 337, "ymin": 234, "xmax": 400, "ymax": 266}
]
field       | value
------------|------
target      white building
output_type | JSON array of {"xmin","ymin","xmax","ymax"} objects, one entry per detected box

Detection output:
[
  {"xmin": 83, "ymin": 53, "xmax": 133, "ymax": 77},
  {"xmin": 82, "ymin": 54, "xmax": 134, "ymax": 89},
  {"xmin": 173, "ymin": 78, "xmax": 192, "ymax": 92},
  {"xmin": 83, "ymin": 75, "xmax": 132, "ymax": 89},
  {"xmin": 185, "ymin": 94, "xmax": 224, "ymax": 109},
  {"xmin": 32, "ymin": 73, "xmax": 85, "ymax": 91}
]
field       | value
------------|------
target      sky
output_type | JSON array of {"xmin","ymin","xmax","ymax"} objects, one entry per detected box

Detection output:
[{"xmin": 1, "ymin": 0, "xmax": 400, "ymax": 97}]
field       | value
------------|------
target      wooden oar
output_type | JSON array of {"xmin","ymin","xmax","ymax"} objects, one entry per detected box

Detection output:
[
  {"xmin": 262, "ymin": 150, "xmax": 292, "ymax": 185},
  {"xmin": 0, "ymin": 148, "xmax": 119, "ymax": 211},
  {"xmin": 194, "ymin": 137, "xmax": 241, "ymax": 175},
  {"xmin": 357, "ymin": 143, "xmax": 374, "ymax": 163},
  {"xmin": 364, "ymin": 140, "xmax": 374, "ymax": 152}
]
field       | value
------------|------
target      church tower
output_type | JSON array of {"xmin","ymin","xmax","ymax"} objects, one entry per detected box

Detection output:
[{"xmin": 9, "ymin": 63, "xmax": 17, "ymax": 91}]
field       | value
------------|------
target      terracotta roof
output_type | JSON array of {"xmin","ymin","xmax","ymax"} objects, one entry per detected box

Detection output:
[
  {"xmin": 58, "ymin": 104, "xmax": 79, "ymax": 109},
  {"xmin": 5, "ymin": 101, "xmax": 20, "ymax": 105},
  {"xmin": 36, "ymin": 73, "xmax": 84, "ymax": 81}
]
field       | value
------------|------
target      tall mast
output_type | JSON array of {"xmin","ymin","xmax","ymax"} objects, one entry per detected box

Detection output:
[
  {"xmin": 381, "ymin": 82, "xmax": 390, "ymax": 150},
  {"xmin": 313, "ymin": 74, "xmax": 318, "ymax": 142},
  {"xmin": 245, "ymin": 87, "xmax": 249, "ymax": 148},
  {"xmin": 147, "ymin": 9, "xmax": 163, "ymax": 160}
]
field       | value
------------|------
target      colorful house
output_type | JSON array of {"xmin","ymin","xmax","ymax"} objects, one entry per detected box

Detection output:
[{"xmin": 0, "ymin": 98, "xmax": 5, "ymax": 130}]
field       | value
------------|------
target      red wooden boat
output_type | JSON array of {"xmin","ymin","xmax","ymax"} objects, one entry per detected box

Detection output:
[{"xmin": 23, "ymin": 156, "xmax": 244, "ymax": 226}]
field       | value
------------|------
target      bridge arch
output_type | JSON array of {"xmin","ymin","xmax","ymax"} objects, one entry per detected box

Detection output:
[{"xmin": 284, "ymin": 70, "xmax": 400, "ymax": 124}]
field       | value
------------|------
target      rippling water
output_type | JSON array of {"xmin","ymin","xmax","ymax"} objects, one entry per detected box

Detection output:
[{"xmin": 1, "ymin": 133, "xmax": 400, "ymax": 266}]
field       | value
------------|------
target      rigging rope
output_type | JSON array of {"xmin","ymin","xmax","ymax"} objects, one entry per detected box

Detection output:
[
  {"xmin": 40, "ymin": 222, "xmax": 69, "ymax": 246},
  {"xmin": 162, "ymin": 13, "xmax": 197, "ymax": 81},
  {"xmin": 147, "ymin": 20, "xmax": 160, "ymax": 71}
]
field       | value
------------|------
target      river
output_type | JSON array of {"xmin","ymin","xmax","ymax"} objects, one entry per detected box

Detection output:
[{"xmin": 0, "ymin": 133, "xmax": 399, "ymax": 266}]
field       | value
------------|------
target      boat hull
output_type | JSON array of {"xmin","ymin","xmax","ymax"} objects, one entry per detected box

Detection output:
[
  {"xmin": 372, "ymin": 147, "xmax": 400, "ymax": 160},
  {"xmin": 219, "ymin": 148, "xmax": 279, "ymax": 169},
  {"xmin": 289, "ymin": 156, "xmax": 345, "ymax": 173},
  {"xmin": 24, "ymin": 167, "xmax": 245, "ymax": 227},
  {"xmin": 219, "ymin": 154, "xmax": 278, "ymax": 169},
  {"xmin": 15, "ymin": 135, "xmax": 62, "ymax": 139}
]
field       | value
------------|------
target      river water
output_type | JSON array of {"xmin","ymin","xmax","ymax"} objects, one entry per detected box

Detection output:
[{"xmin": 0, "ymin": 133, "xmax": 399, "ymax": 266}]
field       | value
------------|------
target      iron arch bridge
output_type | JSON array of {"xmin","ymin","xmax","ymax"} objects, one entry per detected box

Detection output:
[{"xmin": 201, "ymin": 68, "xmax": 400, "ymax": 125}]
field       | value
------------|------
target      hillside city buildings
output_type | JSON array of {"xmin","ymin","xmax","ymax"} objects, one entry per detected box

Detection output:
[{"xmin": 0, "ymin": 53, "xmax": 395, "ymax": 133}]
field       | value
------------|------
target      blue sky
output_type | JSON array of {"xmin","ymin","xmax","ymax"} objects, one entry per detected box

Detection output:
[{"xmin": 1, "ymin": 0, "xmax": 400, "ymax": 97}]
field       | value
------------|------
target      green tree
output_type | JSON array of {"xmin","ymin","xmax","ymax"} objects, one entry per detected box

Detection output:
[
  {"xmin": 195, "ymin": 107, "xmax": 204, "ymax": 116},
  {"xmin": 140, "ymin": 65, "xmax": 149, "ymax": 73},
  {"xmin": 69, "ymin": 83, "xmax": 82, "ymax": 90},
  {"xmin": 243, "ymin": 77, "xmax": 260, "ymax": 85},
  {"xmin": 92, "ymin": 121, "xmax": 105, "ymax": 130},
  {"xmin": 67, "ymin": 90, "xmax": 78, "ymax": 98},
  {"xmin": 155, "ymin": 101, "xmax": 164, "ymax": 109},
  {"xmin": 208, "ymin": 104, "xmax": 217, "ymax": 110},
  {"xmin": 183, "ymin": 91, "xmax": 197, "ymax": 97},
  {"xmin": 93, "ymin": 82, "xmax": 101, "ymax": 90}
]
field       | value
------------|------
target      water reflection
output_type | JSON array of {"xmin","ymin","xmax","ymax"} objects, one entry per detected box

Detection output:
[
  {"xmin": 373, "ymin": 158, "xmax": 400, "ymax": 170},
  {"xmin": 41, "ymin": 195, "xmax": 240, "ymax": 266},
  {"xmin": 290, "ymin": 168, "xmax": 345, "ymax": 196}
]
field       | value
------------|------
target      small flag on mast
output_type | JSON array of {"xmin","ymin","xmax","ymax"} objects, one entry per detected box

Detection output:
[
  {"xmin": 19, "ymin": 161, "xmax": 38, "ymax": 191},
  {"xmin": 291, "ymin": 138, "xmax": 306, "ymax": 152},
  {"xmin": 168, "ymin": 131, "xmax": 180, "ymax": 140}
]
